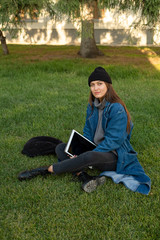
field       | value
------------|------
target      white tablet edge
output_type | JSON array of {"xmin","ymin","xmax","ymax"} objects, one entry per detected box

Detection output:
[
  {"xmin": 64, "ymin": 129, "xmax": 96, "ymax": 157},
  {"xmin": 64, "ymin": 129, "xmax": 75, "ymax": 157}
]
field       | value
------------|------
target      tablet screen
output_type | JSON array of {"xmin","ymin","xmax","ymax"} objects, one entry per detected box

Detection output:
[{"xmin": 65, "ymin": 130, "xmax": 96, "ymax": 157}]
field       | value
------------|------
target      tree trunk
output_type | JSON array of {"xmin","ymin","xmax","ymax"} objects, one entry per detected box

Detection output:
[
  {"xmin": 0, "ymin": 30, "xmax": 9, "ymax": 55},
  {"xmin": 79, "ymin": 20, "xmax": 103, "ymax": 58}
]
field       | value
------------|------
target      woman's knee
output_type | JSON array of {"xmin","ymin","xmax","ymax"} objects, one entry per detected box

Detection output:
[
  {"xmin": 82, "ymin": 151, "xmax": 95, "ymax": 160},
  {"xmin": 55, "ymin": 143, "xmax": 66, "ymax": 155}
]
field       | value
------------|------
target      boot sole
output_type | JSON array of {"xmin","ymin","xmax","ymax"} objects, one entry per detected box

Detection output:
[{"xmin": 82, "ymin": 176, "xmax": 106, "ymax": 193}]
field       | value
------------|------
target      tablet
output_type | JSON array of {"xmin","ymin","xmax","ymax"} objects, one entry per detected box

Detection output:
[{"xmin": 65, "ymin": 129, "xmax": 96, "ymax": 157}]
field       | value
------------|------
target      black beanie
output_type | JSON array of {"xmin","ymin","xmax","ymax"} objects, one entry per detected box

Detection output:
[{"xmin": 88, "ymin": 67, "xmax": 112, "ymax": 86}]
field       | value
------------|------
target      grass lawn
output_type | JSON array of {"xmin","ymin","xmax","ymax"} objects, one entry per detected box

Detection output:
[{"xmin": 0, "ymin": 45, "xmax": 159, "ymax": 240}]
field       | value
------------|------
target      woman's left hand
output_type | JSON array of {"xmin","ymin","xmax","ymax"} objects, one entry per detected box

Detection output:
[{"xmin": 69, "ymin": 155, "xmax": 77, "ymax": 159}]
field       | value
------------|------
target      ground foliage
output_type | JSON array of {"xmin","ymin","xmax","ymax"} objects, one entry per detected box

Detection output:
[{"xmin": 0, "ymin": 45, "xmax": 160, "ymax": 240}]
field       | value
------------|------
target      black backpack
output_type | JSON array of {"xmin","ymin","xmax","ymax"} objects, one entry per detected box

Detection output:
[{"xmin": 22, "ymin": 136, "xmax": 63, "ymax": 157}]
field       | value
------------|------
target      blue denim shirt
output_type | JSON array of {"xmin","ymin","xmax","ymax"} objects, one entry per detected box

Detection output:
[{"xmin": 83, "ymin": 102, "xmax": 151, "ymax": 194}]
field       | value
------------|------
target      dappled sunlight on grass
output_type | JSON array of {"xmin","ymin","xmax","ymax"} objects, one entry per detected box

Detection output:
[
  {"xmin": 147, "ymin": 58, "xmax": 160, "ymax": 71},
  {"xmin": 1, "ymin": 45, "xmax": 160, "ymax": 72},
  {"xmin": 140, "ymin": 47, "xmax": 158, "ymax": 56}
]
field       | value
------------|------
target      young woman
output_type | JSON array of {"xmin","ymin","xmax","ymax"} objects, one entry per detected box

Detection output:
[{"xmin": 18, "ymin": 67, "xmax": 151, "ymax": 194}]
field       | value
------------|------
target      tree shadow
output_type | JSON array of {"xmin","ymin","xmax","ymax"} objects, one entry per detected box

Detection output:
[
  {"xmin": 5, "ymin": 20, "xmax": 79, "ymax": 46},
  {"xmin": 96, "ymin": 28, "xmax": 155, "ymax": 46}
]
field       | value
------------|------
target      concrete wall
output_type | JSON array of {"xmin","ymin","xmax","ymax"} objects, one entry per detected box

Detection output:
[{"xmin": 3, "ymin": 9, "xmax": 160, "ymax": 46}]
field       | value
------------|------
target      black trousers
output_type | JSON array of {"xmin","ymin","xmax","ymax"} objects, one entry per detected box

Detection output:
[{"xmin": 53, "ymin": 143, "xmax": 118, "ymax": 174}]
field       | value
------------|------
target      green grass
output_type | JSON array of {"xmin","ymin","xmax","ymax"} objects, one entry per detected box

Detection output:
[{"xmin": 0, "ymin": 45, "xmax": 160, "ymax": 240}]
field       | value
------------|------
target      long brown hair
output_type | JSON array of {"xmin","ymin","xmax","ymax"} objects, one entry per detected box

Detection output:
[{"xmin": 89, "ymin": 83, "xmax": 131, "ymax": 134}]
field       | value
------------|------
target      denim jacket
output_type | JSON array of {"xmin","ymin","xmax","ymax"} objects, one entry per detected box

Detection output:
[{"xmin": 83, "ymin": 102, "xmax": 151, "ymax": 194}]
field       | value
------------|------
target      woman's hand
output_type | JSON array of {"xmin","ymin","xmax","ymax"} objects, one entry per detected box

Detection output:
[{"xmin": 69, "ymin": 155, "xmax": 77, "ymax": 159}]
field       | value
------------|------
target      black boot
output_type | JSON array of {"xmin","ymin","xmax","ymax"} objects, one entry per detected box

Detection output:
[
  {"xmin": 78, "ymin": 172, "xmax": 106, "ymax": 193},
  {"xmin": 18, "ymin": 166, "xmax": 50, "ymax": 181}
]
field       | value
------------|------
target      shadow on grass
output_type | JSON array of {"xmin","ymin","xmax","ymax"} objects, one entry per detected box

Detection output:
[{"xmin": 1, "ymin": 45, "xmax": 160, "ymax": 73}]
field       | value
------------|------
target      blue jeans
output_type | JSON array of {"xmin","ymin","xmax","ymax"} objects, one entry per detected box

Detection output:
[{"xmin": 53, "ymin": 143, "xmax": 117, "ymax": 174}]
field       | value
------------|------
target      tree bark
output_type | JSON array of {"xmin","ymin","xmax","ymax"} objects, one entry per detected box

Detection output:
[
  {"xmin": 79, "ymin": 20, "xmax": 103, "ymax": 58},
  {"xmin": 0, "ymin": 30, "xmax": 9, "ymax": 55}
]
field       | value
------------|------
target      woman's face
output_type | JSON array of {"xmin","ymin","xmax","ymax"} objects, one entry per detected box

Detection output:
[{"xmin": 90, "ymin": 81, "xmax": 108, "ymax": 102}]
